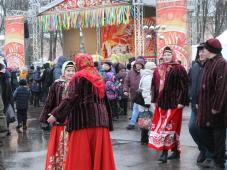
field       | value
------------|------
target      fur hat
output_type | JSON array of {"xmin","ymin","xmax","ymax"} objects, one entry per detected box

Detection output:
[{"xmin": 204, "ymin": 38, "xmax": 222, "ymax": 54}]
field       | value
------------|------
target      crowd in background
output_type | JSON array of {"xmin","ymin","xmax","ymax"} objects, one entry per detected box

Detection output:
[{"xmin": 0, "ymin": 38, "xmax": 226, "ymax": 169}]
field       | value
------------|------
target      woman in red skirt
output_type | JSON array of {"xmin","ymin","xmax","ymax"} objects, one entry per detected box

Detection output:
[
  {"xmin": 40, "ymin": 61, "xmax": 76, "ymax": 170},
  {"xmin": 148, "ymin": 46, "xmax": 189, "ymax": 163},
  {"xmin": 47, "ymin": 53, "xmax": 115, "ymax": 170}
]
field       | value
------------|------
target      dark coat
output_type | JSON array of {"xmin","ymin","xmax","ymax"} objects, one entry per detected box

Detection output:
[
  {"xmin": 0, "ymin": 72, "xmax": 14, "ymax": 112},
  {"xmin": 13, "ymin": 86, "xmax": 30, "ymax": 110},
  {"xmin": 188, "ymin": 59, "xmax": 206, "ymax": 113},
  {"xmin": 197, "ymin": 55, "xmax": 227, "ymax": 128},
  {"xmin": 39, "ymin": 80, "xmax": 65, "ymax": 123},
  {"xmin": 41, "ymin": 68, "xmax": 51, "ymax": 90},
  {"xmin": 152, "ymin": 64, "xmax": 189, "ymax": 109},
  {"xmin": 50, "ymin": 77, "xmax": 113, "ymax": 132}
]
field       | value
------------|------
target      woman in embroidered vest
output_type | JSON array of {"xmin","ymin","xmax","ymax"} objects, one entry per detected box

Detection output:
[
  {"xmin": 148, "ymin": 46, "xmax": 189, "ymax": 163},
  {"xmin": 40, "ymin": 61, "xmax": 76, "ymax": 170},
  {"xmin": 47, "ymin": 53, "xmax": 115, "ymax": 170}
]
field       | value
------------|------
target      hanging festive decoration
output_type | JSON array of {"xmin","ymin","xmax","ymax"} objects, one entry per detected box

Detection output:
[{"xmin": 39, "ymin": 5, "xmax": 131, "ymax": 32}]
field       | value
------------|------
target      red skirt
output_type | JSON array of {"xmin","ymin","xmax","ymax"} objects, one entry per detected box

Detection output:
[
  {"xmin": 45, "ymin": 125, "xmax": 68, "ymax": 170},
  {"xmin": 148, "ymin": 107, "xmax": 183, "ymax": 152},
  {"xmin": 64, "ymin": 127, "xmax": 116, "ymax": 170}
]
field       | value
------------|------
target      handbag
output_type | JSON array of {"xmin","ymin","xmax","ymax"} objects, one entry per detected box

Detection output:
[
  {"xmin": 138, "ymin": 110, "xmax": 152, "ymax": 129},
  {"xmin": 133, "ymin": 76, "xmax": 146, "ymax": 106},
  {"xmin": 133, "ymin": 90, "xmax": 145, "ymax": 106},
  {"xmin": 6, "ymin": 104, "xmax": 16, "ymax": 123}
]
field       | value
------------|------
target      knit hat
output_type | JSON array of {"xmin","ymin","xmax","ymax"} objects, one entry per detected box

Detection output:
[
  {"xmin": 145, "ymin": 62, "xmax": 156, "ymax": 70},
  {"xmin": 19, "ymin": 79, "xmax": 27, "ymax": 86},
  {"xmin": 103, "ymin": 61, "xmax": 112, "ymax": 67},
  {"xmin": 204, "ymin": 38, "xmax": 222, "ymax": 54},
  {"xmin": 135, "ymin": 58, "xmax": 145, "ymax": 66},
  {"xmin": 197, "ymin": 43, "xmax": 205, "ymax": 50},
  {"xmin": 61, "ymin": 61, "xmax": 75, "ymax": 74}
]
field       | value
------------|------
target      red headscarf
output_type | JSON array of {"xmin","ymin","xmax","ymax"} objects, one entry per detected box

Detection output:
[
  {"xmin": 156, "ymin": 46, "xmax": 179, "ymax": 92},
  {"xmin": 71, "ymin": 53, "xmax": 105, "ymax": 99}
]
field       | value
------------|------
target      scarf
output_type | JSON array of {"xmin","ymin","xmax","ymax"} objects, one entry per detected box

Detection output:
[{"xmin": 71, "ymin": 53, "xmax": 105, "ymax": 99}]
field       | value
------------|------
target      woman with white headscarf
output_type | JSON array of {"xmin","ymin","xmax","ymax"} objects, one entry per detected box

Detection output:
[{"xmin": 40, "ymin": 61, "xmax": 76, "ymax": 170}]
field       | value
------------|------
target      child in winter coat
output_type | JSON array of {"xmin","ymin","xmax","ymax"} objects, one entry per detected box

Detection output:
[
  {"xmin": 13, "ymin": 79, "xmax": 30, "ymax": 130},
  {"xmin": 105, "ymin": 72, "xmax": 120, "ymax": 120}
]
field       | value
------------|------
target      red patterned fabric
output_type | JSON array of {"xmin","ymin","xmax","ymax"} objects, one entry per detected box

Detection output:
[
  {"xmin": 64, "ymin": 127, "xmax": 116, "ymax": 170},
  {"xmin": 148, "ymin": 107, "xmax": 183, "ymax": 152},
  {"xmin": 71, "ymin": 53, "xmax": 105, "ymax": 99},
  {"xmin": 45, "ymin": 126, "xmax": 68, "ymax": 170}
]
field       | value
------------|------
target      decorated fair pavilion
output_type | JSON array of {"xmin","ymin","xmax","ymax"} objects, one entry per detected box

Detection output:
[{"xmin": 38, "ymin": 0, "xmax": 132, "ymax": 60}]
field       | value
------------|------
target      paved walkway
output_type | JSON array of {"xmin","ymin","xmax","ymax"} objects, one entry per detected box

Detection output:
[{"xmin": 0, "ymin": 106, "xmax": 226, "ymax": 170}]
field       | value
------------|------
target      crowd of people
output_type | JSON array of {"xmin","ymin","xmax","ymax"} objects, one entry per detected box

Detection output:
[{"xmin": 0, "ymin": 38, "xmax": 226, "ymax": 170}]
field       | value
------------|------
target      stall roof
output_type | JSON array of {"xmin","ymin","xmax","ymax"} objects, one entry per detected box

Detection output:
[
  {"xmin": 39, "ymin": 0, "xmax": 131, "ymax": 15},
  {"xmin": 38, "ymin": 0, "xmax": 132, "ymax": 32},
  {"xmin": 39, "ymin": 0, "xmax": 155, "ymax": 15}
]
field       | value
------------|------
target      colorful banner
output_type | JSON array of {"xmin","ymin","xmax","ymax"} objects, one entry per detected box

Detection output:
[
  {"xmin": 156, "ymin": 0, "xmax": 189, "ymax": 68},
  {"xmin": 4, "ymin": 16, "xmax": 25, "ymax": 69},
  {"xmin": 101, "ymin": 17, "xmax": 155, "ymax": 61},
  {"xmin": 39, "ymin": 5, "xmax": 131, "ymax": 32}
]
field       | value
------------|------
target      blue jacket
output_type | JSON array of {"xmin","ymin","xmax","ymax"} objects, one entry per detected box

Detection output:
[
  {"xmin": 188, "ymin": 59, "xmax": 206, "ymax": 113},
  {"xmin": 13, "ymin": 86, "xmax": 30, "ymax": 110}
]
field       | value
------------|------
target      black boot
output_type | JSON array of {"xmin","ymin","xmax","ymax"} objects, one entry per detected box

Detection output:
[
  {"xmin": 158, "ymin": 150, "xmax": 168, "ymax": 163},
  {"xmin": 168, "ymin": 148, "xmax": 180, "ymax": 160}
]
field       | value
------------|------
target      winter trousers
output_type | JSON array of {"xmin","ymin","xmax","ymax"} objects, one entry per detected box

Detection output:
[
  {"xmin": 188, "ymin": 111, "xmax": 213, "ymax": 159},
  {"xmin": 109, "ymin": 100, "xmax": 119, "ymax": 119},
  {"xmin": 119, "ymin": 98, "xmax": 128, "ymax": 115},
  {"xmin": 202, "ymin": 127, "xmax": 226, "ymax": 166},
  {"xmin": 17, "ymin": 109, "xmax": 27, "ymax": 127}
]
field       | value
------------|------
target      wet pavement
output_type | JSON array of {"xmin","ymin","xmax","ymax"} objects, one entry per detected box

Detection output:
[{"xmin": 0, "ymin": 105, "xmax": 226, "ymax": 170}]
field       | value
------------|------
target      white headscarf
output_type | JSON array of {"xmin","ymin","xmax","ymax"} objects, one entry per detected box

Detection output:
[{"xmin": 61, "ymin": 61, "xmax": 75, "ymax": 76}]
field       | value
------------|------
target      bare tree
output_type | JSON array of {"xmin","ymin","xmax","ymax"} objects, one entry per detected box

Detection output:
[
  {"xmin": 213, "ymin": 0, "xmax": 227, "ymax": 37},
  {"xmin": 192, "ymin": 0, "xmax": 227, "ymax": 43},
  {"xmin": 0, "ymin": 0, "xmax": 6, "ymax": 33},
  {"xmin": 59, "ymin": 31, "xmax": 64, "ymax": 49},
  {"xmin": 49, "ymin": 31, "xmax": 53, "ymax": 60},
  {"xmin": 201, "ymin": 0, "xmax": 208, "ymax": 41},
  {"xmin": 53, "ymin": 31, "xmax": 57, "ymax": 59}
]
